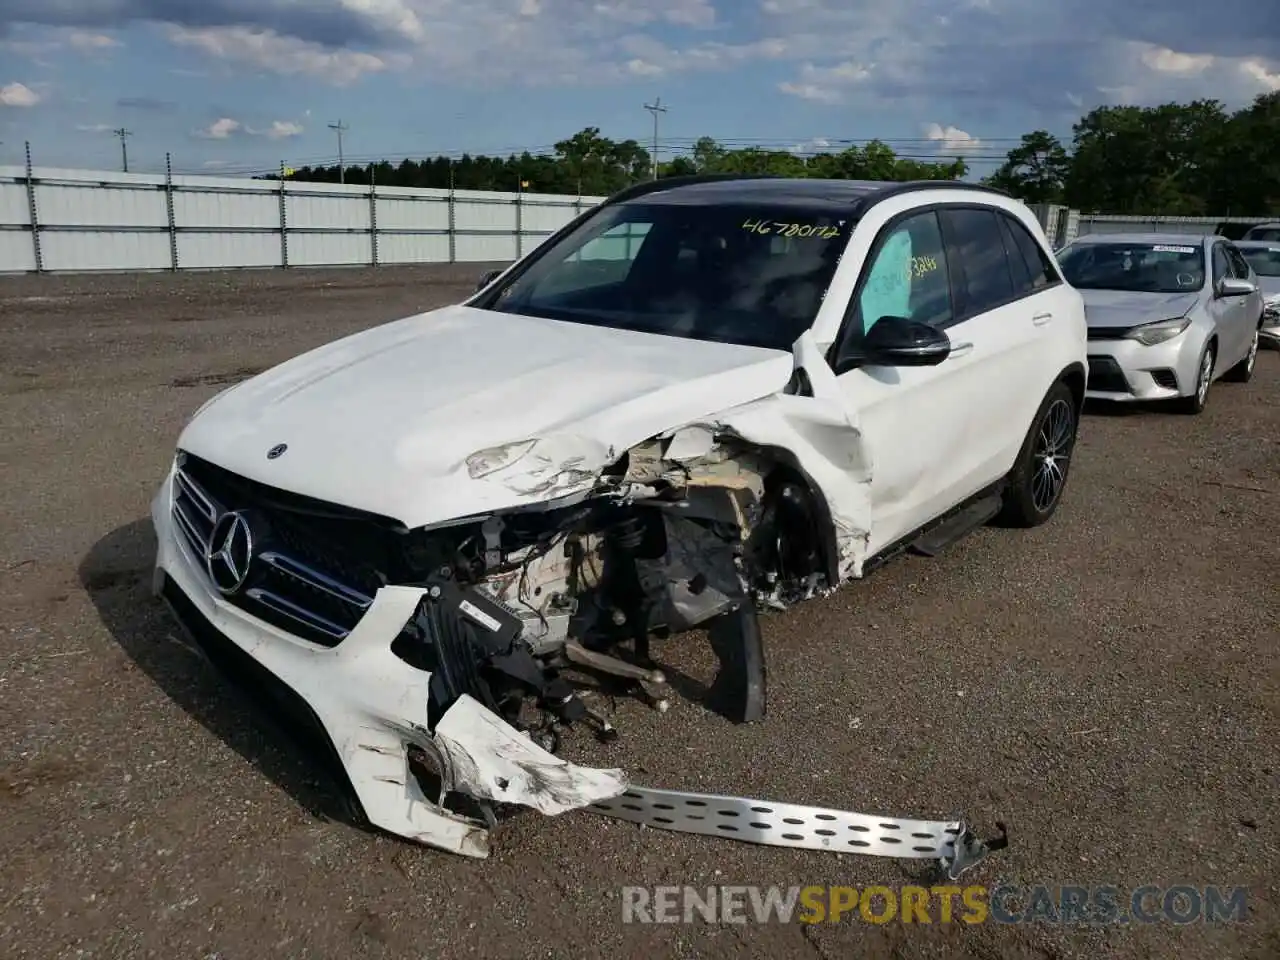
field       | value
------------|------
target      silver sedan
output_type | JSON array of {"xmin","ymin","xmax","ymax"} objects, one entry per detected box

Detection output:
[
  {"xmin": 1056, "ymin": 233, "xmax": 1263, "ymax": 414},
  {"xmin": 1234, "ymin": 240, "xmax": 1280, "ymax": 348}
]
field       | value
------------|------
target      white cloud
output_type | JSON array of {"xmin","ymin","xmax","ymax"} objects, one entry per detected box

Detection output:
[
  {"xmin": 779, "ymin": 61, "xmax": 872, "ymax": 103},
  {"xmin": 67, "ymin": 31, "xmax": 121, "ymax": 52},
  {"xmin": 167, "ymin": 26, "xmax": 393, "ymax": 85},
  {"xmin": 1139, "ymin": 45, "xmax": 1214, "ymax": 75},
  {"xmin": 0, "ymin": 82, "xmax": 40, "ymax": 107},
  {"xmin": 1239, "ymin": 59, "xmax": 1280, "ymax": 92},
  {"xmin": 195, "ymin": 117, "xmax": 242, "ymax": 139},
  {"xmin": 258, "ymin": 120, "xmax": 305, "ymax": 139},
  {"xmin": 76, "ymin": 123, "xmax": 114, "ymax": 132},
  {"xmin": 194, "ymin": 117, "xmax": 306, "ymax": 140},
  {"xmin": 923, "ymin": 122, "xmax": 982, "ymax": 154}
]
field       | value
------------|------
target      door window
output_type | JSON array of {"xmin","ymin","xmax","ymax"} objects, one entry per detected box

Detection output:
[
  {"xmin": 1001, "ymin": 213, "xmax": 1059, "ymax": 291},
  {"xmin": 853, "ymin": 210, "xmax": 953, "ymax": 336},
  {"xmin": 940, "ymin": 207, "xmax": 1017, "ymax": 317},
  {"xmin": 1211, "ymin": 245, "xmax": 1229, "ymax": 285},
  {"xmin": 997, "ymin": 216, "xmax": 1033, "ymax": 295},
  {"xmin": 1225, "ymin": 245, "xmax": 1252, "ymax": 280}
]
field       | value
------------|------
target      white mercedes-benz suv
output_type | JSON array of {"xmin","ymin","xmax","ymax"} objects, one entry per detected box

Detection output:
[{"xmin": 150, "ymin": 176, "xmax": 1088, "ymax": 858}]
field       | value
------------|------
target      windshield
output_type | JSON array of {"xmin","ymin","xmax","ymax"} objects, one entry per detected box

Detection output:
[
  {"xmin": 1245, "ymin": 227, "xmax": 1280, "ymax": 242},
  {"xmin": 1058, "ymin": 241, "xmax": 1205, "ymax": 294},
  {"xmin": 1240, "ymin": 246, "xmax": 1280, "ymax": 277},
  {"xmin": 478, "ymin": 200, "xmax": 852, "ymax": 350}
]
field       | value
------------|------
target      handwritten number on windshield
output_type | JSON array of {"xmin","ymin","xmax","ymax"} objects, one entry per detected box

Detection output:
[{"xmin": 742, "ymin": 218, "xmax": 841, "ymax": 240}]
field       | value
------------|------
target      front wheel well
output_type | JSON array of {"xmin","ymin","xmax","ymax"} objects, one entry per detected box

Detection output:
[{"xmin": 1061, "ymin": 364, "xmax": 1085, "ymax": 414}]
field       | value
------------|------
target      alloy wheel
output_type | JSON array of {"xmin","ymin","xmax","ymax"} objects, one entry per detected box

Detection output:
[
  {"xmin": 1196, "ymin": 349, "xmax": 1213, "ymax": 406},
  {"xmin": 1031, "ymin": 398, "xmax": 1074, "ymax": 513}
]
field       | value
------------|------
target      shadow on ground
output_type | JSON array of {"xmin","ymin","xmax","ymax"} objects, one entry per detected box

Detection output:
[{"xmin": 79, "ymin": 518, "xmax": 371, "ymax": 833}]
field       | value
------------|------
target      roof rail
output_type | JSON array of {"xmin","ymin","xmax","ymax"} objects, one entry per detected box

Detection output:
[
  {"xmin": 849, "ymin": 179, "xmax": 1012, "ymax": 216},
  {"xmin": 600, "ymin": 173, "xmax": 782, "ymax": 206}
]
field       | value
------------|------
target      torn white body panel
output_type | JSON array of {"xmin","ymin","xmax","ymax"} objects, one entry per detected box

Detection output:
[{"xmin": 151, "ymin": 476, "xmax": 628, "ymax": 858}]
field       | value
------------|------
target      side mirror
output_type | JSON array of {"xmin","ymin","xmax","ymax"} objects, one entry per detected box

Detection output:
[
  {"xmin": 1218, "ymin": 277, "xmax": 1255, "ymax": 298},
  {"xmin": 833, "ymin": 316, "xmax": 952, "ymax": 373},
  {"xmin": 475, "ymin": 268, "xmax": 503, "ymax": 292}
]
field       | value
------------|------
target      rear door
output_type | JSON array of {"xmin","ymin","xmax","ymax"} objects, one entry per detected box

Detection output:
[
  {"xmin": 1210, "ymin": 242, "xmax": 1247, "ymax": 367},
  {"xmin": 1225, "ymin": 243, "xmax": 1262, "ymax": 360},
  {"xmin": 937, "ymin": 205, "xmax": 1060, "ymax": 486}
]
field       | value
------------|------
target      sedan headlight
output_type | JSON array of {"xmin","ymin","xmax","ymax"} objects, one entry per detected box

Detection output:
[
  {"xmin": 466, "ymin": 439, "xmax": 538, "ymax": 479},
  {"xmin": 1126, "ymin": 317, "xmax": 1191, "ymax": 346}
]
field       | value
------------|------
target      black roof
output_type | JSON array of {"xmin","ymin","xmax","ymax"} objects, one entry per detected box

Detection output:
[{"xmin": 611, "ymin": 174, "xmax": 1009, "ymax": 216}]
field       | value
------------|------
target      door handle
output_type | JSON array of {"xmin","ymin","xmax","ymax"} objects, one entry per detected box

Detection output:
[
  {"xmin": 1032, "ymin": 312, "xmax": 1054, "ymax": 326},
  {"xmin": 949, "ymin": 341, "xmax": 974, "ymax": 358}
]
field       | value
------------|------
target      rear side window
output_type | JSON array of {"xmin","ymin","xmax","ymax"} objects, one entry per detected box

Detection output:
[
  {"xmin": 997, "ymin": 216, "xmax": 1034, "ymax": 294},
  {"xmin": 940, "ymin": 207, "xmax": 1016, "ymax": 316},
  {"xmin": 1002, "ymin": 214, "xmax": 1059, "ymax": 290}
]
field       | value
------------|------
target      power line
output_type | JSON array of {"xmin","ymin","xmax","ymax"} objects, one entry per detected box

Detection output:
[
  {"xmin": 327, "ymin": 120, "xmax": 349, "ymax": 183},
  {"xmin": 642, "ymin": 97, "xmax": 668, "ymax": 180},
  {"xmin": 113, "ymin": 128, "xmax": 131, "ymax": 173}
]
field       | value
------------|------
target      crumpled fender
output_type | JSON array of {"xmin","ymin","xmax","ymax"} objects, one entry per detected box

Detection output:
[{"xmin": 709, "ymin": 331, "xmax": 874, "ymax": 580}]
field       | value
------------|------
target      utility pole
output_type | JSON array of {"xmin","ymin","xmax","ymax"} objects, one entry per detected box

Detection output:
[
  {"xmin": 327, "ymin": 120, "xmax": 348, "ymax": 183},
  {"xmin": 113, "ymin": 128, "xmax": 131, "ymax": 173},
  {"xmin": 643, "ymin": 97, "xmax": 667, "ymax": 180}
]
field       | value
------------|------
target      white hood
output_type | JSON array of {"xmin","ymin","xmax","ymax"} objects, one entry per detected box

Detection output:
[{"xmin": 178, "ymin": 304, "xmax": 795, "ymax": 528}]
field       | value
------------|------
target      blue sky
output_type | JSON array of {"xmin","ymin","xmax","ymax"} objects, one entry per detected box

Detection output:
[{"xmin": 1, "ymin": 0, "xmax": 1277, "ymax": 179}]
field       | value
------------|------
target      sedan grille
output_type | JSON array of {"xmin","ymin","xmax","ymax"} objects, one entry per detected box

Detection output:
[
  {"xmin": 171, "ymin": 456, "xmax": 388, "ymax": 647},
  {"xmin": 1086, "ymin": 327, "xmax": 1131, "ymax": 341}
]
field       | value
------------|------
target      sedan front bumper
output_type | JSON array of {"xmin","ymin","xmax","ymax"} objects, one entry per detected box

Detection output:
[
  {"xmin": 1085, "ymin": 329, "xmax": 1205, "ymax": 401},
  {"xmin": 150, "ymin": 471, "xmax": 628, "ymax": 857}
]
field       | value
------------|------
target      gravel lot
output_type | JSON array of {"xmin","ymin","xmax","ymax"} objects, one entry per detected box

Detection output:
[{"xmin": 1, "ymin": 265, "xmax": 1277, "ymax": 960}]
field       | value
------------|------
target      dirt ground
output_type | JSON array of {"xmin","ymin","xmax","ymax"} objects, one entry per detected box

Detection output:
[{"xmin": 1, "ymin": 265, "xmax": 1277, "ymax": 960}]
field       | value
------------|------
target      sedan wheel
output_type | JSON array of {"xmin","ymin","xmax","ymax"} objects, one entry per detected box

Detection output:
[{"xmin": 1176, "ymin": 341, "xmax": 1216, "ymax": 414}]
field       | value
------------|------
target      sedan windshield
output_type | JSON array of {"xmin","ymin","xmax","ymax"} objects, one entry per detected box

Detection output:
[
  {"xmin": 1245, "ymin": 227, "xmax": 1280, "ymax": 242},
  {"xmin": 478, "ymin": 200, "xmax": 853, "ymax": 351},
  {"xmin": 1240, "ymin": 246, "xmax": 1280, "ymax": 277},
  {"xmin": 1058, "ymin": 241, "xmax": 1205, "ymax": 294}
]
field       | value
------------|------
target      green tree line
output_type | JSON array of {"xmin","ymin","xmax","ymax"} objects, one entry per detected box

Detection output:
[
  {"xmin": 984, "ymin": 93, "xmax": 1279, "ymax": 215},
  {"xmin": 273, "ymin": 92, "xmax": 1279, "ymax": 217},
  {"xmin": 274, "ymin": 128, "xmax": 968, "ymax": 195}
]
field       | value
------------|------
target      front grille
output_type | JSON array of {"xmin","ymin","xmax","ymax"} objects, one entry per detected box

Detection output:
[
  {"xmin": 1264, "ymin": 304, "xmax": 1280, "ymax": 325},
  {"xmin": 1087, "ymin": 327, "xmax": 1131, "ymax": 341},
  {"xmin": 1086, "ymin": 355, "xmax": 1131, "ymax": 393},
  {"xmin": 1150, "ymin": 369, "xmax": 1178, "ymax": 391},
  {"xmin": 171, "ymin": 456, "xmax": 390, "ymax": 647}
]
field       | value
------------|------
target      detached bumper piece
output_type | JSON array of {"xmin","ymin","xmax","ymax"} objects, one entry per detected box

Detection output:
[{"xmin": 589, "ymin": 787, "xmax": 1008, "ymax": 880}]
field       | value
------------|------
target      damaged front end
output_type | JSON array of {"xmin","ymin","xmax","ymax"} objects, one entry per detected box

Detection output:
[
  {"xmin": 404, "ymin": 425, "xmax": 839, "ymax": 740},
  {"xmin": 154, "ymin": 423, "xmax": 843, "ymax": 858}
]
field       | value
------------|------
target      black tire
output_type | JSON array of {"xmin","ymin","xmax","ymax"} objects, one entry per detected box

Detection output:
[
  {"xmin": 1222, "ymin": 327, "xmax": 1259, "ymax": 383},
  {"xmin": 1174, "ymin": 339, "xmax": 1216, "ymax": 414},
  {"xmin": 997, "ymin": 380, "xmax": 1078, "ymax": 528}
]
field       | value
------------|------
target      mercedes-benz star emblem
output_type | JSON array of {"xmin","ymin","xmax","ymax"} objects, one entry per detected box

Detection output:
[
  {"xmin": 205, "ymin": 511, "xmax": 254, "ymax": 595},
  {"xmin": 267, "ymin": 443, "xmax": 287, "ymax": 460}
]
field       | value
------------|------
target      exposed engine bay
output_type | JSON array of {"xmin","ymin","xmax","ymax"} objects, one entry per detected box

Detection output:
[{"xmin": 390, "ymin": 426, "xmax": 834, "ymax": 749}]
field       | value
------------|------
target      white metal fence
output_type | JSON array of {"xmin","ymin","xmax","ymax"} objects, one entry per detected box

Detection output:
[
  {"xmin": 1075, "ymin": 214, "xmax": 1272, "ymax": 238},
  {"xmin": 0, "ymin": 162, "xmax": 606, "ymax": 274},
  {"xmin": 4, "ymin": 160, "xmax": 1274, "ymax": 275}
]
